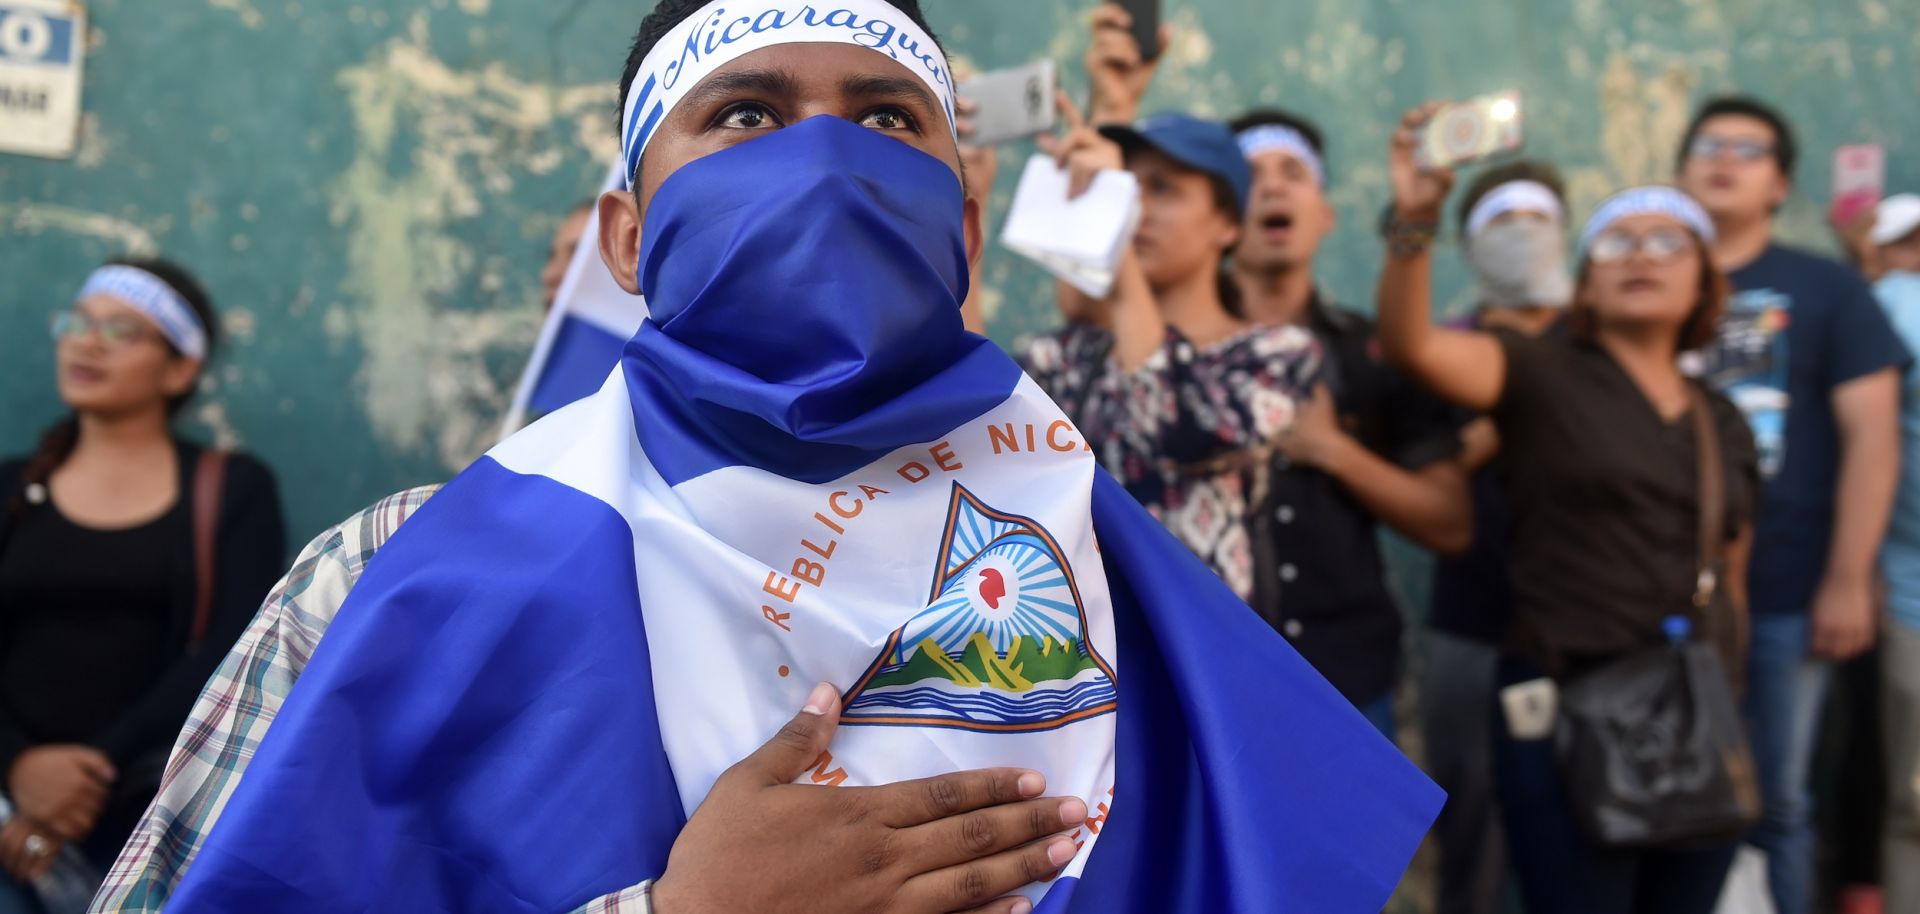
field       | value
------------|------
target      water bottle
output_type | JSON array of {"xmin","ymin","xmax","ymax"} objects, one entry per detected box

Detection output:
[
  {"xmin": 0, "ymin": 796, "xmax": 102, "ymax": 914},
  {"xmin": 31, "ymin": 857, "xmax": 101, "ymax": 914}
]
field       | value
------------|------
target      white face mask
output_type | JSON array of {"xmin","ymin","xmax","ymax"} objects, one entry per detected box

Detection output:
[{"xmin": 1467, "ymin": 220, "xmax": 1573, "ymax": 309}]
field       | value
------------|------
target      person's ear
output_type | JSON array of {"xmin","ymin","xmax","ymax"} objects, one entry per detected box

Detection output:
[
  {"xmin": 1218, "ymin": 211, "xmax": 1243, "ymax": 252},
  {"xmin": 1322, "ymin": 196, "xmax": 1339, "ymax": 231},
  {"xmin": 963, "ymin": 196, "xmax": 985, "ymax": 275},
  {"xmin": 596, "ymin": 190, "xmax": 645, "ymax": 296},
  {"xmin": 1767, "ymin": 173, "xmax": 1792, "ymax": 212},
  {"xmin": 160, "ymin": 357, "xmax": 201, "ymax": 400}
]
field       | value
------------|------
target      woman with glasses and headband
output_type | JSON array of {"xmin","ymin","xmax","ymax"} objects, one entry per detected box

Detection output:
[
  {"xmin": 0, "ymin": 259, "xmax": 283, "ymax": 913},
  {"xmin": 1374, "ymin": 107, "xmax": 1760, "ymax": 913}
]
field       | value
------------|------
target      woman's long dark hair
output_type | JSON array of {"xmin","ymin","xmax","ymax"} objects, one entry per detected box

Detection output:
[
  {"xmin": 1207, "ymin": 174, "xmax": 1247, "ymax": 319},
  {"xmin": 8, "ymin": 257, "xmax": 218, "ymax": 515}
]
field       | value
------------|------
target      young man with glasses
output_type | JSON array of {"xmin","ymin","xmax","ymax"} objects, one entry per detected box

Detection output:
[{"xmin": 1676, "ymin": 94, "xmax": 1910, "ymax": 914}]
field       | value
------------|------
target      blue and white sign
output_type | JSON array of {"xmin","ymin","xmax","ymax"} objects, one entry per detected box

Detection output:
[{"xmin": 0, "ymin": 0, "xmax": 84, "ymax": 158}]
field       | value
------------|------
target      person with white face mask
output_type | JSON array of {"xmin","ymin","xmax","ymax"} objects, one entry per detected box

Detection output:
[{"xmin": 1421, "ymin": 159, "xmax": 1571, "ymax": 914}]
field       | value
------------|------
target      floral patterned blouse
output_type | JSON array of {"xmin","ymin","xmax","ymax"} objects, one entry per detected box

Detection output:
[{"xmin": 1019, "ymin": 322, "xmax": 1322, "ymax": 600}]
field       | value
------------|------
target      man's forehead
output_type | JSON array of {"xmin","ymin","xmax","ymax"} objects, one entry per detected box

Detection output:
[
  {"xmin": 686, "ymin": 42, "xmax": 953, "ymax": 129},
  {"xmin": 1249, "ymin": 148, "xmax": 1313, "ymax": 170},
  {"xmin": 1699, "ymin": 115, "xmax": 1773, "ymax": 138}
]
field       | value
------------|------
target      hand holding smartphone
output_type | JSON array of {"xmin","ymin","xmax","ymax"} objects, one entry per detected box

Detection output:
[
  {"xmin": 956, "ymin": 61, "xmax": 1058, "ymax": 147},
  {"xmin": 1416, "ymin": 91, "xmax": 1525, "ymax": 170},
  {"xmin": 1115, "ymin": 0, "xmax": 1161, "ymax": 62}
]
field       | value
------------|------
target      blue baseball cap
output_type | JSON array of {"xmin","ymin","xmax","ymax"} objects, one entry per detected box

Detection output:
[{"xmin": 1100, "ymin": 113, "xmax": 1253, "ymax": 214}]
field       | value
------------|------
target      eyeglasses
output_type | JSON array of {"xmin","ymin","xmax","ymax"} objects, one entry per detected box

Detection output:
[
  {"xmin": 1588, "ymin": 227, "xmax": 1696, "ymax": 264},
  {"xmin": 1689, "ymin": 136, "xmax": 1775, "ymax": 163},
  {"xmin": 49, "ymin": 310, "xmax": 158, "ymax": 349}
]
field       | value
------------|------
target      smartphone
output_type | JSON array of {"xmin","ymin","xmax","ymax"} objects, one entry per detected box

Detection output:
[
  {"xmin": 957, "ymin": 60, "xmax": 1057, "ymax": 147},
  {"xmin": 1417, "ymin": 90, "xmax": 1525, "ymax": 170},
  {"xmin": 1115, "ymin": 0, "xmax": 1161, "ymax": 62},
  {"xmin": 1831, "ymin": 144, "xmax": 1885, "ymax": 227}
]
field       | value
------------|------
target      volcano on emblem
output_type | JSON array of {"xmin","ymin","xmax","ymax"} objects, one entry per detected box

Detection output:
[{"xmin": 840, "ymin": 483, "xmax": 1118, "ymax": 733}]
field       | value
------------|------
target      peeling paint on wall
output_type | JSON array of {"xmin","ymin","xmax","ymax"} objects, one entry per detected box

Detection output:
[
  {"xmin": 0, "ymin": 203, "xmax": 158, "ymax": 255},
  {"xmin": 330, "ymin": 17, "xmax": 612, "ymax": 469}
]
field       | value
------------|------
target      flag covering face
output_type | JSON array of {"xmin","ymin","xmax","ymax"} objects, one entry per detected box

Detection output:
[{"xmin": 167, "ymin": 17, "xmax": 1441, "ymax": 914}]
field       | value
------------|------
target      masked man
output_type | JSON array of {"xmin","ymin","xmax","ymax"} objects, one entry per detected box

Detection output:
[{"xmin": 90, "ymin": 3, "xmax": 1438, "ymax": 912}]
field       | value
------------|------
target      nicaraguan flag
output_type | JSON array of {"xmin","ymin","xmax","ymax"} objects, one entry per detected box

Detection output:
[
  {"xmin": 502, "ymin": 161, "xmax": 647, "ymax": 434},
  {"xmin": 165, "ymin": 116, "xmax": 1441, "ymax": 913}
]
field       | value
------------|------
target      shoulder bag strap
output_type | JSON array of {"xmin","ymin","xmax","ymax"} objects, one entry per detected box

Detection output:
[
  {"xmin": 190, "ymin": 449, "xmax": 230, "ymax": 648},
  {"xmin": 1688, "ymin": 385, "xmax": 1726, "ymax": 616}
]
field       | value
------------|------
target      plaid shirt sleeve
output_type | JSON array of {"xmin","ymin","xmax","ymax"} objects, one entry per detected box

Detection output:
[{"xmin": 87, "ymin": 485, "xmax": 655, "ymax": 914}]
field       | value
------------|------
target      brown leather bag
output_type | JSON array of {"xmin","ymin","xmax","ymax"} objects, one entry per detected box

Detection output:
[{"xmin": 190, "ymin": 449, "xmax": 229, "ymax": 648}]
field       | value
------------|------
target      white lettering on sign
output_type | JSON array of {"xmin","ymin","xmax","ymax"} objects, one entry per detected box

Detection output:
[{"xmin": 0, "ymin": 0, "xmax": 84, "ymax": 159}]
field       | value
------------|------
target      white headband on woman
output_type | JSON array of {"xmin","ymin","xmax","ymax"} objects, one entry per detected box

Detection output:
[
  {"xmin": 76, "ymin": 265, "xmax": 207, "ymax": 360},
  {"xmin": 1466, "ymin": 180, "xmax": 1564, "ymax": 238},
  {"xmin": 1235, "ymin": 124, "xmax": 1325, "ymax": 186},
  {"xmin": 618, "ymin": 0, "xmax": 956, "ymax": 190},
  {"xmin": 1579, "ymin": 186, "xmax": 1717, "ymax": 254}
]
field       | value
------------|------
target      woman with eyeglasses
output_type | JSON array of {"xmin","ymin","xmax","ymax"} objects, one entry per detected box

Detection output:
[
  {"xmin": 1374, "ymin": 106, "xmax": 1761, "ymax": 913},
  {"xmin": 0, "ymin": 259, "xmax": 283, "ymax": 913}
]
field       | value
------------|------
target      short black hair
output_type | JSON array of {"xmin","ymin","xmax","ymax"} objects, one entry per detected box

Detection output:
[
  {"xmin": 1677, "ymin": 94, "xmax": 1797, "ymax": 179},
  {"xmin": 1227, "ymin": 109, "xmax": 1327, "ymax": 159},
  {"xmin": 1456, "ymin": 159, "xmax": 1567, "ymax": 233},
  {"xmin": 618, "ymin": 0, "xmax": 942, "ymax": 139}
]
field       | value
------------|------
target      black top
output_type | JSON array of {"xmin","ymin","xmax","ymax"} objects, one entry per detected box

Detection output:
[
  {"xmin": 1425, "ymin": 446, "xmax": 1513, "ymax": 644},
  {"xmin": 1490, "ymin": 331, "xmax": 1760, "ymax": 669},
  {"xmin": 1427, "ymin": 313, "xmax": 1563, "ymax": 644},
  {"xmin": 1247, "ymin": 296, "xmax": 1463, "ymax": 705},
  {"xmin": 1, "ymin": 501, "xmax": 179, "ymax": 746},
  {"xmin": 0, "ymin": 440, "xmax": 284, "ymax": 861}
]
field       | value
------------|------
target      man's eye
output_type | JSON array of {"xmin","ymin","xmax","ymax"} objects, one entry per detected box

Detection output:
[
  {"xmin": 718, "ymin": 104, "xmax": 777, "ymax": 130},
  {"xmin": 859, "ymin": 108, "xmax": 914, "ymax": 131}
]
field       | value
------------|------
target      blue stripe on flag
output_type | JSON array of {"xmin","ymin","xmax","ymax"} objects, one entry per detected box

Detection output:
[
  {"xmin": 1061, "ymin": 471, "xmax": 1444, "ymax": 911},
  {"xmin": 168, "ymin": 458, "xmax": 685, "ymax": 913},
  {"xmin": 529, "ymin": 315, "xmax": 630, "ymax": 416}
]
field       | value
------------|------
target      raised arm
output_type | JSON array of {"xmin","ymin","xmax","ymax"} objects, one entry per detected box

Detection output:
[
  {"xmin": 1374, "ymin": 105, "xmax": 1508, "ymax": 413},
  {"xmin": 1085, "ymin": 3, "xmax": 1169, "ymax": 126},
  {"xmin": 1046, "ymin": 90, "xmax": 1163, "ymax": 371}
]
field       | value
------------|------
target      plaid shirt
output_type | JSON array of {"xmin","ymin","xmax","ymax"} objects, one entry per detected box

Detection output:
[{"xmin": 88, "ymin": 486, "xmax": 653, "ymax": 914}]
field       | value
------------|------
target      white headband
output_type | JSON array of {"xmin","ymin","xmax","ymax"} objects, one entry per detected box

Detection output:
[
  {"xmin": 1235, "ymin": 124, "xmax": 1324, "ymax": 186},
  {"xmin": 76, "ymin": 265, "xmax": 208, "ymax": 361},
  {"xmin": 618, "ymin": 0, "xmax": 956, "ymax": 191},
  {"xmin": 1466, "ymin": 180, "xmax": 1564, "ymax": 238},
  {"xmin": 1579, "ymin": 186, "xmax": 1717, "ymax": 254}
]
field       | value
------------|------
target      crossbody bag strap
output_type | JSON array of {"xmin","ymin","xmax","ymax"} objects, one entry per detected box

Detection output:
[
  {"xmin": 1687, "ymin": 384, "xmax": 1726, "ymax": 614},
  {"xmin": 190, "ymin": 449, "xmax": 230, "ymax": 648}
]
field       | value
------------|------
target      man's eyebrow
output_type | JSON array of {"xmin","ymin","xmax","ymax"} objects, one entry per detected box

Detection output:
[
  {"xmin": 680, "ymin": 68, "xmax": 801, "ymax": 111},
  {"xmin": 841, "ymin": 73, "xmax": 940, "ymax": 113}
]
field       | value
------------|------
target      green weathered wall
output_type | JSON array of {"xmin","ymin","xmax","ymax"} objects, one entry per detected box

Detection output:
[{"xmin": 3, "ymin": 0, "xmax": 1917, "ymax": 550}]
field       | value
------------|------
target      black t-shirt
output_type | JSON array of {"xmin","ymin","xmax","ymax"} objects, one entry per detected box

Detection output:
[
  {"xmin": 0, "ymin": 441, "xmax": 286, "ymax": 863},
  {"xmin": 1491, "ymin": 330, "xmax": 1760, "ymax": 667},
  {"xmin": 0, "ymin": 502, "xmax": 181, "ymax": 743},
  {"xmin": 1248, "ymin": 298, "xmax": 1463, "ymax": 705},
  {"xmin": 1697, "ymin": 244, "xmax": 1912, "ymax": 613}
]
